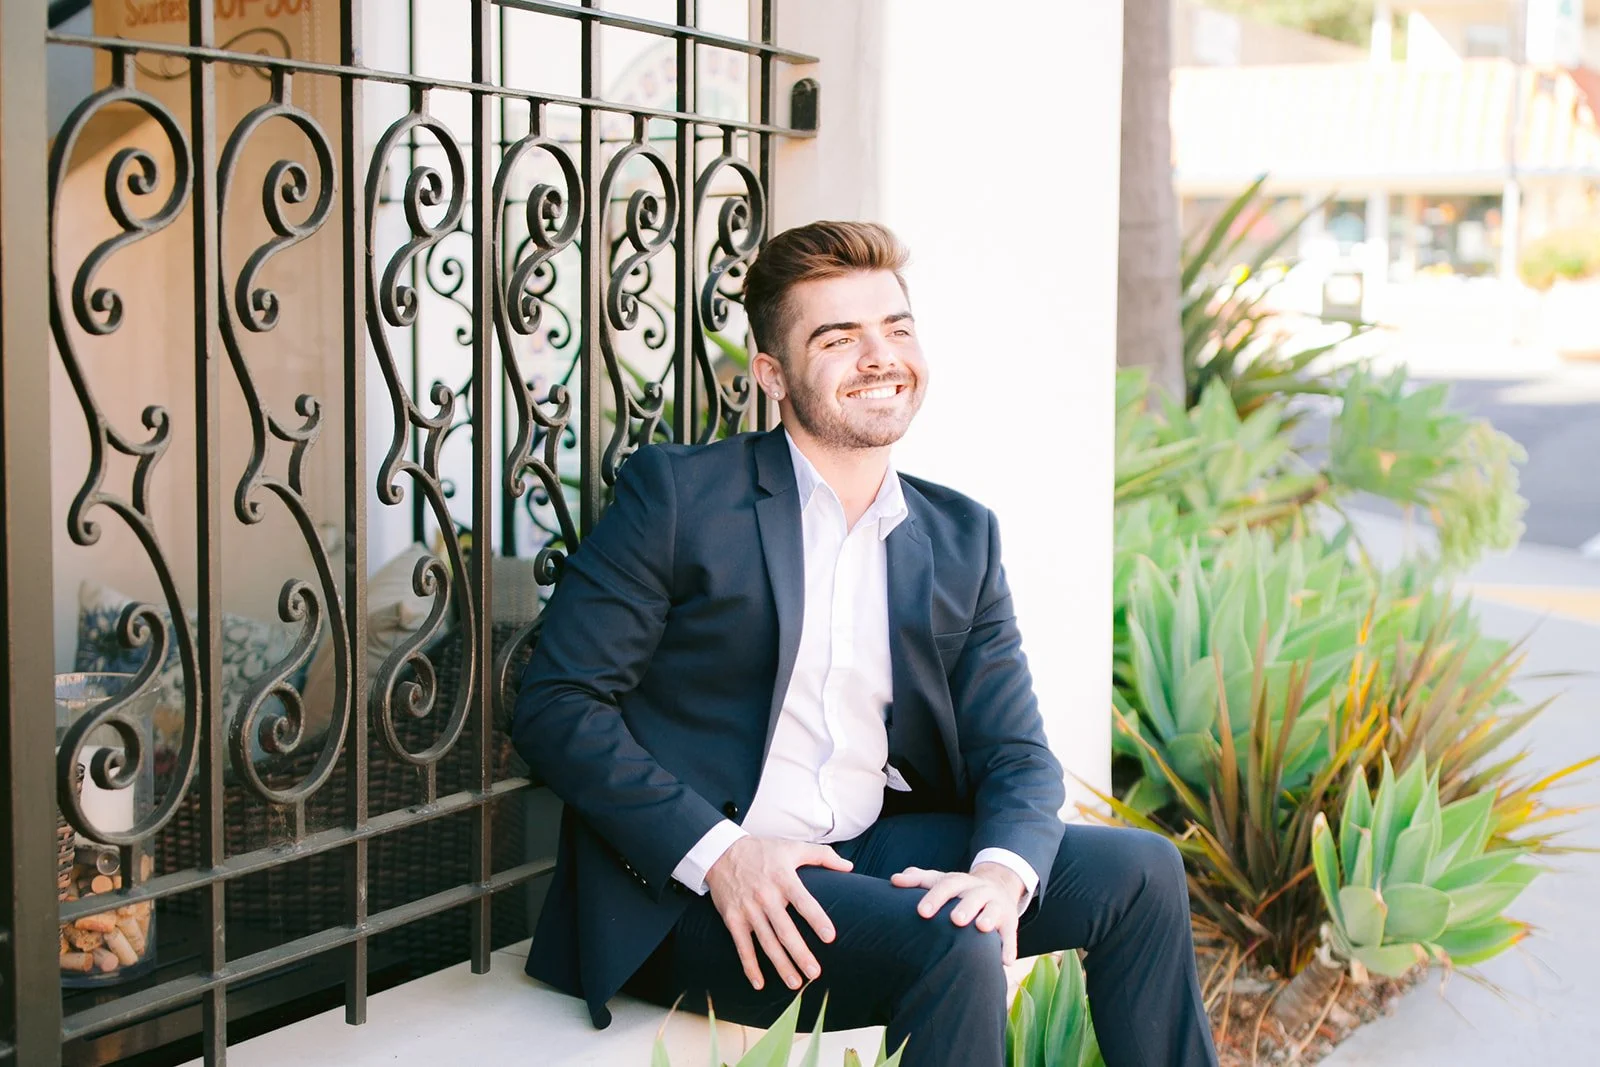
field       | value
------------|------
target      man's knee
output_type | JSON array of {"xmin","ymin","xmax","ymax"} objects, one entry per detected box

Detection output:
[{"xmin": 1119, "ymin": 829, "xmax": 1188, "ymax": 918}]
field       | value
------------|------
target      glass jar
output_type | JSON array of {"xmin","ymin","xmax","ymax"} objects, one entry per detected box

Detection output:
[{"xmin": 55, "ymin": 672, "xmax": 159, "ymax": 986}]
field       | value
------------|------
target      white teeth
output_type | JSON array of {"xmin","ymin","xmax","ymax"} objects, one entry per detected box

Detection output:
[{"xmin": 852, "ymin": 386, "xmax": 898, "ymax": 400}]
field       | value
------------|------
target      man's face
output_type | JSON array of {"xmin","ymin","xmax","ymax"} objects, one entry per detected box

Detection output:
[{"xmin": 771, "ymin": 270, "xmax": 926, "ymax": 450}]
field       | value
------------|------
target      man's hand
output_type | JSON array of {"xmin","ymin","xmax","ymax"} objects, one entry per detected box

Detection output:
[
  {"xmin": 890, "ymin": 862, "xmax": 1025, "ymax": 965},
  {"xmin": 704, "ymin": 836, "xmax": 854, "ymax": 992}
]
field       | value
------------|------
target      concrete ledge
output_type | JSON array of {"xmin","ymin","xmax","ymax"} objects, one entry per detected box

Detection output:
[{"xmin": 188, "ymin": 940, "xmax": 884, "ymax": 1066}]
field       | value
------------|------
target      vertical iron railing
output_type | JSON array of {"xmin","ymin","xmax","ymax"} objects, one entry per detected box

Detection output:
[
  {"xmin": 5, "ymin": 2, "xmax": 816, "ymax": 1062},
  {"xmin": 2, "ymin": 3, "xmax": 62, "ymax": 1063}
]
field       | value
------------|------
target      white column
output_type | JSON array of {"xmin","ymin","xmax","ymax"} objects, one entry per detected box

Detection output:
[
  {"xmin": 1371, "ymin": 1, "xmax": 1393, "ymax": 62},
  {"xmin": 777, "ymin": 1, "xmax": 1123, "ymax": 811},
  {"xmin": 1365, "ymin": 189, "xmax": 1391, "ymax": 317},
  {"xmin": 1501, "ymin": 180, "xmax": 1523, "ymax": 284}
]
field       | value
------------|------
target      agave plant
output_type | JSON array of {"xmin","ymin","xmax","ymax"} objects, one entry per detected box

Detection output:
[
  {"xmin": 1006, "ymin": 953, "xmax": 1105, "ymax": 1067},
  {"xmin": 648, "ymin": 992, "xmax": 904, "ymax": 1067},
  {"xmin": 1116, "ymin": 527, "xmax": 1378, "ymax": 808},
  {"xmin": 1104, "ymin": 634, "xmax": 1387, "ymax": 976},
  {"xmin": 1271, "ymin": 756, "xmax": 1541, "ymax": 1029}
]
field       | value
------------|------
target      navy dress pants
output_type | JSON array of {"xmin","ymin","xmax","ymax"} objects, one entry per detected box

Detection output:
[{"xmin": 625, "ymin": 815, "xmax": 1219, "ymax": 1067}]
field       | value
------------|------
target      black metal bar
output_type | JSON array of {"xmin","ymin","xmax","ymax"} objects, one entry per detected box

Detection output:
[
  {"xmin": 186, "ymin": 16, "xmax": 228, "ymax": 1067},
  {"xmin": 44, "ymin": 34, "xmax": 818, "ymax": 139},
  {"xmin": 579, "ymin": 0, "xmax": 604, "ymax": 536},
  {"xmin": 491, "ymin": 0, "xmax": 814, "ymax": 62},
  {"xmin": 60, "ymin": 857, "xmax": 556, "ymax": 1044},
  {"xmin": 469, "ymin": 0, "xmax": 497, "ymax": 975},
  {"xmin": 408, "ymin": 0, "xmax": 425, "ymax": 547},
  {"xmin": 499, "ymin": 0, "xmax": 518, "ymax": 557},
  {"xmin": 756, "ymin": 0, "xmax": 778, "ymax": 432},
  {"xmin": 59, "ymin": 777, "xmax": 534, "ymax": 923},
  {"xmin": 674, "ymin": 0, "xmax": 697, "ymax": 444},
  {"xmin": 340, "ymin": 0, "xmax": 371, "ymax": 1028},
  {"xmin": 187, "ymin": 0, "xmax": 226, "ymax": 1060},
  {"xmin": 1, "ymin": 0, "xmax": 62, "ymax": 1061}
]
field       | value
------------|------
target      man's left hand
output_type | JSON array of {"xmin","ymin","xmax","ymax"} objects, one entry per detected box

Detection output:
[{"xmin": 890, "ymin": 862, "xmax": 1024, "ymax": 965}]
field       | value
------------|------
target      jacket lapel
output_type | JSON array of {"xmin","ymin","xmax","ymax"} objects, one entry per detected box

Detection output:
[
  {"xmin": 753, "ymin": 431, "xmax": 805, "ymax": 760},
  {"xmin": 885, "ymin": 498, "xmax": 961, "ymax": 791}
]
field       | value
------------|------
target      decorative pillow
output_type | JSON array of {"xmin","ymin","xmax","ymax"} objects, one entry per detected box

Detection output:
[{"xmin": 74, "ymin": 581, "xmax": 311, "ymax": 765}]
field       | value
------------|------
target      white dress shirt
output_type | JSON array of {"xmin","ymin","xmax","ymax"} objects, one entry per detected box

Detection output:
[{"xmin": 671, "ymin": 433, "xmax": 1039, "ymax": 905}]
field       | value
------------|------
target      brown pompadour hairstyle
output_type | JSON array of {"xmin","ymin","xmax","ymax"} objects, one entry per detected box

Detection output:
[{"xmin": 742, "ymin": 220, "xmax": 909, "ymax": 359}]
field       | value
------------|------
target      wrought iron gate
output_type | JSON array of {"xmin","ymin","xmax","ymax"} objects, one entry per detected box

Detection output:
[{"xmin": 0, "ymin": 3, "xmax": 816, "ymax": 1062}]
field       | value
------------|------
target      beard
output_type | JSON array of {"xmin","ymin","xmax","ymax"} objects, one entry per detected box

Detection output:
[{"xmin": 785, "ymin": 372, "xmax": 924, "ymax": 450}]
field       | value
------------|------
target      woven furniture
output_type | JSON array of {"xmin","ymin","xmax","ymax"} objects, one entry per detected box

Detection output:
[{"xmin": 154, "ymin": 617, "xmax": 543, "ymax": 982}]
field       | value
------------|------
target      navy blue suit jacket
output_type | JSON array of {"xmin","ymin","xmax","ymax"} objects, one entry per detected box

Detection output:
[{"xmin": 511, "ymin": 429, "xmax": 1065, "ymax": 1027}]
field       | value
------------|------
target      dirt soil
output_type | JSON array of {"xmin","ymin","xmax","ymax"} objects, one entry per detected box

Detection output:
[{"xmin": 1197, "ymin": 937, "xmax": 1427, "ymax": 1065}]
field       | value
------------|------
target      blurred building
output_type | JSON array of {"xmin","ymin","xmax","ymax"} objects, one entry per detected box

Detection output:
[{"xmin": 1171, "ymin": 1, "xmax": 1600, "ymax": 335}]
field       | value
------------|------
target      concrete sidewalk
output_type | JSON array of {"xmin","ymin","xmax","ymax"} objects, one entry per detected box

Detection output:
[{"xmin": 1323, "ymin": 512, "xmax": 1600, "ymax": 1065}]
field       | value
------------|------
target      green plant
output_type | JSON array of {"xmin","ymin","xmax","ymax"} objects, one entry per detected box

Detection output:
[
  {"xmin": 1006, "ymin": 953, "xmax": 1105, "ymax": 1067},
  {"xmin": 1116, "ymin": 528, "xmax": 1376, "ymax": 809},
  {"xmin": 1104, "ymin": 634, "xmax": 1386, "ymax": 977},
  {"xmin": 1518, "ymin": 225, "xmax": 1600, "ymax": 290},
  {"xmin": 1106, "ymin": 563, "xmax": 1591, "ymax": 979},
  {"xmin": 1181, "ymin": 177, "xmax": 1363, "ymax": 418},
  {"xmin": 1328, "ymin": 369, "xmax": 1527, "ymax": 570},
  {"xmin": 648, "ymin": 992, "xmax": 904, "ymax": 1067},
  {"xmin": 1271, "ymin": 755, "xmax": 1540, "ymax": 1028}
]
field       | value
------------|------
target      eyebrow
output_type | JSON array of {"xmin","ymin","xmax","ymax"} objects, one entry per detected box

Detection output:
[{"xmin": 804, "ymin": 311, "xmax": 915, "ymax": 346}]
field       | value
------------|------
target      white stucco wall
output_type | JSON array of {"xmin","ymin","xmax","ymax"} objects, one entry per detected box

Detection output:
[{"xmin": 774, "ymin": 0, "xmax": 1122, "ymax": 809}]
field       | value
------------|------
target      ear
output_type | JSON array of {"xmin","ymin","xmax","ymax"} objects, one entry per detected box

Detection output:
[{"xmin": 750, "ymin": 350, "xmax": 787, "ymax": 400}]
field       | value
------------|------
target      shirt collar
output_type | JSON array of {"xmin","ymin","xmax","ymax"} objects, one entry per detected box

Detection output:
[{"xmin": 784, "ymin": 430, "xmax": 909, "ymax": 541}]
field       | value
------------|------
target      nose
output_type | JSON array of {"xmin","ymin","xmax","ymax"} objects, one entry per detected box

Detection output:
[{"xmin": 857, "ymin": 332, "xmax": 897, "ymax": 373}]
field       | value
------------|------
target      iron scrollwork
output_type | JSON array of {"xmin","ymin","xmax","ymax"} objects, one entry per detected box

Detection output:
[
  {"xmin": 365, "ymin": 89, "xmax": 476, "ymax": 767},
  {"xmin": 692, "ymin": 129, "xmax": 766, "ymax": 443},
  {"xmin": 493, "ymin": 102, "xmax": 585, "ymax": 716},
  {"xmin": 48, "ymin": 53, "xmax": 200, "ymax": 852},
  {"xmin": 216, "ymin": 69, "xmax": 350, "ymax": 805},
  {"xmin": 599, "ymin": 118, "xmax": 680, "ymax": 483}
]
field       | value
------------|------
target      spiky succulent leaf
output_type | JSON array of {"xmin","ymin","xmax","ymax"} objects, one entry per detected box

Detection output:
[
  {"xmin": 1432, "ymin": 917, "xmax": 1531, "ymax": 967},
  {"xmin": 1341, "ymin": 773, "xmax": 1374, "ymax": 882},
  {"xmin": 1007, "ymin": 987, "xmax": 1035, "ymax": 1067},
  {"xmin": 1445, "ymin": 864, "xmax": 1540, "ymax": 927},
  {"xmin": 1432, "ymin": 850, "xmax": 1523, "ymax": 893},
  {"xmin": 1311, "ymin": 813, "xmax": 1342, "ymax": 923},
  {"xmin": 1352, "ymin": 942, "xmax": 1427, "ymax": 978},
  {"xmin": 1380, "ymin": 883, "xmax": 1452, "ymax": 944},
  {"xmin": 737, "ymin": 992, "xmax": 804, "ymax": 1067},
  {"xmin": 1338, "ymin": 886, "xmax": 1387, "ymax": 948}
]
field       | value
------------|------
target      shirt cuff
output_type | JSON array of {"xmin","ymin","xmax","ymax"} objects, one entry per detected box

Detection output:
[
  {"xmin": 972, "ymin": 847, "xmax": 1040, "ymax": 911},
  {"xmin": 672, "ymin": 819, "xmax": 750, "ymax": 895}
]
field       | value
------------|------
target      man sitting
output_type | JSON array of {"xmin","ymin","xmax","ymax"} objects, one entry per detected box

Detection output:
[{"xmin": 512, "ymin": 220, "xmax": 1218, "ymax": 1066}]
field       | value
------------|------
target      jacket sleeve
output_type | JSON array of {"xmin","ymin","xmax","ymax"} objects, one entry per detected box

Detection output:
[
  {"xmin": 951, "ymin": 508, "xmax": 1066, "ymax": 904},
  {"xmin": 510, "ymin": 445, "xmax": 724, "ymax": 897}
]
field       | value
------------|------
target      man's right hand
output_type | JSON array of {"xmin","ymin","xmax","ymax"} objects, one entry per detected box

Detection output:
[{"xmin": 703, "ymin": 836, "xmax": 853, "ymax": 992}]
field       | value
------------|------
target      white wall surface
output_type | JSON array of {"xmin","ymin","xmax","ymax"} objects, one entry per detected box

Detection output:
[{"xmin": 775, "ymin": 0, "xmax": 1122, "ymax": 808}]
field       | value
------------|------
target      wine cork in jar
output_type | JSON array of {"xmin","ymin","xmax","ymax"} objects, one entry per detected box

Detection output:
[
  {"xmin": 104, "ymin": 928, "xmax": 139, "ymax": 967},
  {"xmin": 117, "ymin": 915, "xmax": 146, "ymax": 956},
  {"xmin": 60, "ymin": 951, "xmax": 95, "ymax": 974}
]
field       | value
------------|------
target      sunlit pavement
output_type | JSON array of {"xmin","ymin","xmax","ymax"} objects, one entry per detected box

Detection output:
[{"xmin": 1321, "ymin": 509, "xmax": 1600, "ymax": 1065}]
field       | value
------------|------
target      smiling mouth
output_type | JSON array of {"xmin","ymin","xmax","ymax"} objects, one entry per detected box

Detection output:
[{"xmin": 844, "ymin": 383, "xmax": 907, "ymax": 400}]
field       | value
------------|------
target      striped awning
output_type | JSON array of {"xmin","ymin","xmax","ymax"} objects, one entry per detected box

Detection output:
[{"xmin": 1172, "ymin": 59, "xmax": 1600, "ymax": 193}]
